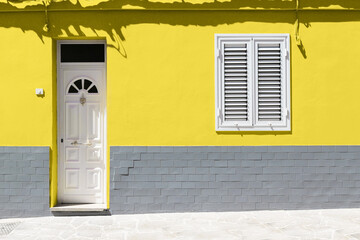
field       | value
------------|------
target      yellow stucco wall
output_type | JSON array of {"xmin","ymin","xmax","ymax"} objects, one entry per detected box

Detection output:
[{"xmin": 1, "ymin": 9, "xmax": 360, "ymax": 206}]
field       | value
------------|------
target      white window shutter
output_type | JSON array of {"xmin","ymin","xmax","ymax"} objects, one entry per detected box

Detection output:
[
  {"xmin": 254, "ymin": 39, "xmax": 288, "ymax": 128},
  {"xmin": 215, "ymin": 34, "xmax": 290, "ymax": 131},
  {"xmin": 216, "ymin": 39, "xmax": 253, "ymax": 130}
]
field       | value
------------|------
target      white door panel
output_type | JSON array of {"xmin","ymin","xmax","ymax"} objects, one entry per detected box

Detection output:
[
  {"xmin": 87, "ymin": 148, "xmax": 101, "ymax": 162},
  {"xmin": 66, "ymin": 103, "xmax": 80, "ymax": 140},
  {"xmin": 65, "ymin": 169, "xmax": 80, "ymax": 189},
  {"xmin": 86, "ymin": 168, "xmax": 102, "ymax": 189},
  {"xmin": 65, "ymin": 148, "xmax": 80, "ymax": 162},
  {"xmin": 58, "ymin": 67, "xmax": 106, "ymax": 204},
  {"xmin": 87, "ymin": 103, "xmax": 101, "ymax": 140}
]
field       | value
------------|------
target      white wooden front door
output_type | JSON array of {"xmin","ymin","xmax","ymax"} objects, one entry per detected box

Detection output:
[{"xmin": 58, "ymin": 67, "xmax": 106, "ymax": 204}]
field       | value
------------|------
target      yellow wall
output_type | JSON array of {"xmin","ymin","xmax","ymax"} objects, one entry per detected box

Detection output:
[{"xmin": 1, "ymin": 9, "xmax": 360, "ymax": 206}]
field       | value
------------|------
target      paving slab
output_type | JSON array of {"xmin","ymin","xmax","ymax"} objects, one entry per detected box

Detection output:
[{"xmin": 1, "ymin": 209, "xmax": 360, "ymax": 239}]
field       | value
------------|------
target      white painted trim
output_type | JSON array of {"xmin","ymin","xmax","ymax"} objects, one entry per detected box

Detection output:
[
  {"xmin": 215, "ymin": 34, "xmax": 291, "ymax": 131},
  {"xmin": 58, "ymin": 39, "xmax": 106, "ymax": 68},
  {"xmin": 57, "ymin": 39, "xmax": 107, "ymax": 205}
]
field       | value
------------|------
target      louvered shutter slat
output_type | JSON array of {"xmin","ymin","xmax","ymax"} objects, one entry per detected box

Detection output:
[
  {"xmin": 225, "ymin": 56, "xmax": 247, "ymax": 59},
  {"xmin": 257, "ymin": 43, "xmax": 283, "ymax": 122},
  {"xmin": 225, "ymin": 69, "xmax": 247, "ymax": 72},
  {"xmin": 225, "ymin": 65, "xmax": 247, "ymax": 69},
  {"xmin": 223, "ymin": 43, "xmax": 249, "ymax": 122},
  {"xmin": 258, "ymin": 82, "xmax": 281, "ymax": 85},
  {"xmin": 258, "ymin": 60, "xmax": 281, "ymax": 64},
  {"xmin": 224, "ymin": 61, "xmax": 247, "ymax": 64},
  {"xmin": 225, "ymin": 73, "xmax": 248, "ymax": 77},
  {"xmin": 225, "ymin": 90, "xmax": 247, "ymax": 93}
]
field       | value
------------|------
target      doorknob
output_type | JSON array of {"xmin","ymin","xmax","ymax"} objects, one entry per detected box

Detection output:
[{"xmin": 71, "ymin": 140, "xmax": 92, "ymax": 146}]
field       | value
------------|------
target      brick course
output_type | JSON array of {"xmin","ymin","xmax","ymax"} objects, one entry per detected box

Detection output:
[
  {"xmin": 110, "ymin": 146, "xmax": 360, "ymax": 213},
  {"xmin": 0, "ymin": 147, "xmax": 50, "ymax": 218}
]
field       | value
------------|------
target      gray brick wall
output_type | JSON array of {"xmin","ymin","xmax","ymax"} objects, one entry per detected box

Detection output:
[
  {"xmin": 110, "ymin": 146, "xmax": 360, "ymax": 213},
  {"xmin": 0, "ymin": 147, "xmax": 50, "ymax": 218}
]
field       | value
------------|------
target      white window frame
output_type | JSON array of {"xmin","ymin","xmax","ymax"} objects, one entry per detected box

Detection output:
[{"xmin": 215, "ymin": 34, "xmax": 291, "ymax": 131}]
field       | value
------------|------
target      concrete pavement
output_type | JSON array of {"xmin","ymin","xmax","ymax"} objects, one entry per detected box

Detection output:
[{"xmin": 1, "ymin": 209, "xmax": 360, "ymax": 239}]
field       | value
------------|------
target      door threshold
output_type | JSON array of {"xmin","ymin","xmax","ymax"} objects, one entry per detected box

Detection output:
[{"xmin": 51, "ymin": 203, "xmax": 108, "ymax": 212}]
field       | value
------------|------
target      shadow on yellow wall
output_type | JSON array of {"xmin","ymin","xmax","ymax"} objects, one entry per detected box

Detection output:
[
  {"xmin": 4, "ymin": 0, "xmax": 360, "ymax": 10},
  {"xmin": 0, "ymin": 0, "xmax": 360, "ymax": 59}
]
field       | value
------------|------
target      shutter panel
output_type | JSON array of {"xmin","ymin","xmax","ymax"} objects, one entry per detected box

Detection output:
[
  {"xmin": 222, "ymin": 42, "xmax": 252, "ymax": 126},
  {"xmin": 255, "ymin": 41, "xmax": 285, "ymax": 126}
]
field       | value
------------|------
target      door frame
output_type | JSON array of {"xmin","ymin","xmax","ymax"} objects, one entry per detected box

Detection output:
[{"xmin": 56, "ymin": 39, "xmax": 107, "ymax": 205}]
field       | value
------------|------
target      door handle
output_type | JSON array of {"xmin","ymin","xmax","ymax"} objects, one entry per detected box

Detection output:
[{"xmin": 71, "ymin": 140, "xmax": 92, "ymax": 146}]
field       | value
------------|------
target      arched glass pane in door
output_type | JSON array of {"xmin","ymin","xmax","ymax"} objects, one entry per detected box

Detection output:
[{"xmin": 67, "ymin": 79, "xmax": 98, "ymax": 94}]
